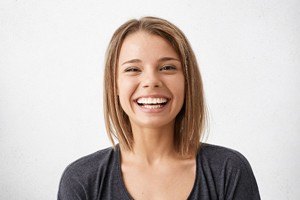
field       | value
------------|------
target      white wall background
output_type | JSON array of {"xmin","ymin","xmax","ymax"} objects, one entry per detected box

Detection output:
[{"xmin": 1, "ymin": 0, "xmax": 299, "ymax": 199}]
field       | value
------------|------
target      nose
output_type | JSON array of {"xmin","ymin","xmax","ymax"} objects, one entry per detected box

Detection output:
[{"xmin": 141, "ymin": 70, "xmax": 162, "ymax": 88}]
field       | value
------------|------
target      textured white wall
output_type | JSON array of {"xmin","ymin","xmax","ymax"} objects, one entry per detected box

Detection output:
[{"xmin": 1, "ymin": 0, "xmax": 299, "ymax": 199}]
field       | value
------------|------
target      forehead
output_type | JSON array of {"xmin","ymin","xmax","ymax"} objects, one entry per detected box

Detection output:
[{"xmin": 118, "ymin": 31, "xmax": 179, "ymax": 64}]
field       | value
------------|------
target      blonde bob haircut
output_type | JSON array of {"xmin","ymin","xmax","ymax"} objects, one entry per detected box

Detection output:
[{"xmin": 104, "ymin": 16, "xmax": 208, "ymax": 157}]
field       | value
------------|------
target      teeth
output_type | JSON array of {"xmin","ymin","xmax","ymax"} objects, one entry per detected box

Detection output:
[
  {"xmin": 143, "ymin": 104, "xmax": 163, "ymax": 109},
  {"xmin": 137, "ymin": 97, "xmax": 168, "ymax": 104}
]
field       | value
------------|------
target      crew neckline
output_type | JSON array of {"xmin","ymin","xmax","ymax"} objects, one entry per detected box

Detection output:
[{"xmin": 115, "ymin": 144, "xmax": 199, "ymax": 199}]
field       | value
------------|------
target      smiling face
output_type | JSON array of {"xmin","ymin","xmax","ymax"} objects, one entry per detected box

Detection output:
[{"xmin": 117, "ymin": 31, "xmax": 185, "ymax": 130}]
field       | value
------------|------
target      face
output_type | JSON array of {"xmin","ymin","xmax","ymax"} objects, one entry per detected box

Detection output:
[{"xmin": 117, "ymin": 31, "xmax": 185, "ymax": 130}]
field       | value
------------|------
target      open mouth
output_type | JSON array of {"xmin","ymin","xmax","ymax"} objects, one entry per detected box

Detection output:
[{"xmin": 135, "ymin": 97, "xmax": 169, "ymax": 109}]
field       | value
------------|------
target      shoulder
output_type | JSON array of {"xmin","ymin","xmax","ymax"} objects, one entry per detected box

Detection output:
[
  {"xmin": 198, "ymin": 143, "xmax": 252, "ymax": 168},
  {"xmin": 196, "ymin": 143, "xmax": 260, "ymax": 199},
  {"xmin": 61, "ymin": 146, "xmax": 116, "ymax": 178},
  {"xmin": 197, "ymin": 143, "xmax": 255, "ymax": 182},
  {"xmin": 58, "ymin": 146, "xmax": 117, "ymax": 199}
]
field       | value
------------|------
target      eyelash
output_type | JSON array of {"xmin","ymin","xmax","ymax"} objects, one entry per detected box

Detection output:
[
  {"xmin": 124, "ymin": 67, "xmax": 140, "ymax": 72},
  {"xmin": 124, "ymin": 65, "xmax": 176, "ymax": 73},
  {"xmin": 160, "ymin": 65, "xmax": 176, "ymax": 71}
]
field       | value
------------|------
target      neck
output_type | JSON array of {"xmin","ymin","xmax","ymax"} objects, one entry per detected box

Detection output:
[{"xmin": 122, "ymin": 123, "xmax": 178, "ymax": 165}]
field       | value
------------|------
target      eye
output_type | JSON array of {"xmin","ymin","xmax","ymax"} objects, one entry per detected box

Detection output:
[
  {"xmin": 160, "ymin": 65, "xmax": 176, "ymax": 71},
  {"xmin": 124, "ymin": 67, "xmax": 141, "ymax": 73}
]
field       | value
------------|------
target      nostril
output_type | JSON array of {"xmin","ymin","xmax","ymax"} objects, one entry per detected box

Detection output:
[
  {"xmin": 143, "ymin": 84, "xmax": 160, "ymax": 88},
  {"xmin": 141, "ymin": 77, "xmax": 162, "ymax": 88}
]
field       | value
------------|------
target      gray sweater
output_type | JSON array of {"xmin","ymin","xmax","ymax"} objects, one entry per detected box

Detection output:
[{"xmin": 58, "ymin": 143, "xmax": 260, "ymax": 200}]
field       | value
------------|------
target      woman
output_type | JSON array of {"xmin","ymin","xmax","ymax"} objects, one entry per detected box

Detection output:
[{"xmin": 58, "ymin": 16, "xmax": 260, "ymax": 200}]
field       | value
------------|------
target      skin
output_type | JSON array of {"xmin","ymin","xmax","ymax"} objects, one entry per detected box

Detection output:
[{"xmin": 117, "ymin": 31, "xmax": 196, "ymax": 200}]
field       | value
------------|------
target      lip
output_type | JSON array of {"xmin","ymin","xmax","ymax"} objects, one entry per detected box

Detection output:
[
  {"xmin": 133, "ymin": 94, "xmax": 171, "ymax": 102},
  {"xmin": 133, "ymin": 94, "xmax": 171, "ymax": 113}
]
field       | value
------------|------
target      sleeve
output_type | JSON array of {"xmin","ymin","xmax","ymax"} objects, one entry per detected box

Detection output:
[
  {"xmin": 57, "ymin": 166, "xmax": 88, "ymax": 200},
  {"xmin": 223, "ymin": 151, "xmax": 261, "ymax": 200}
]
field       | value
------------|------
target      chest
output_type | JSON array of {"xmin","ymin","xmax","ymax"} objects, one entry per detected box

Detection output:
[{"xmin": 121, "ymin": 163, "xmax": 196, "ymax": 200}]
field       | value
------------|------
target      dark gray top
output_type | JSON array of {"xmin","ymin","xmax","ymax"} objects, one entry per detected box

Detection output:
[{"xmin": 58, "ymin": 143, "xmax": 260, "ymax": 200}]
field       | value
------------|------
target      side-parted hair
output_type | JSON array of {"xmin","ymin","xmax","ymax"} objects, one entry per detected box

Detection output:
[{"xmin": 104, "ymin": 16, "xmax": 208, "ymax": 157}]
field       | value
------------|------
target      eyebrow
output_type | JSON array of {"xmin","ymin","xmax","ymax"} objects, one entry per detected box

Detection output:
[
  {"xmin": 121, "ymin": 59, "xmax": 142, "ymax": 66},
  {"xmin": 121, "ymin": 57, "xmax": 180, "ymax": 66}
]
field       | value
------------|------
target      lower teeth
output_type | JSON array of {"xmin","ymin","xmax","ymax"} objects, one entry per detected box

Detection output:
[{"xmin": 143, "ymin": 104, "xmax": 163, "ymax": 109}]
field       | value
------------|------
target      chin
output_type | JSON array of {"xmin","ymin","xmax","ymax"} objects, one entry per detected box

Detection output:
[{"xmin": 131, "ymin": 118, "xmax": 175, "ymax": 130}]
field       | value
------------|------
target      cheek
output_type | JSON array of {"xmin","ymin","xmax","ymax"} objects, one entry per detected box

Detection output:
[
  {"xmin": 170, "ymin": 75, "xmax": 185, "ymax": 100},
  {"xmin": 118, "ymin": 79, "xmax": 135, "ymax": 96},
  {"xmin": 117, "ymin": 78, "xmax": 136, "ymax": 110}
]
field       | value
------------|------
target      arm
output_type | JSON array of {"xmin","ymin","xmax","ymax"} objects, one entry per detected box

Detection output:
[
  {"xmin": 223, "ymin": 152, "xmax": 260, "ymax": 200},
  {"xmin": 57, "ymin": 166, "xmax": 88, "ymax": 200}
]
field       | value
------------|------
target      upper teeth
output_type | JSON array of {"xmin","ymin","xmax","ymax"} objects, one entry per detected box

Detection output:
[{"xmin": 137, "ymin": 97, "xmax": 168, "ymax": 104}]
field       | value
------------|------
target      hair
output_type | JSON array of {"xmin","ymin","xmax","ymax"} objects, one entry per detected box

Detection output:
[{"xmin": 104, "ymin": 16, "xmax": 208, "ymax": 157}]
